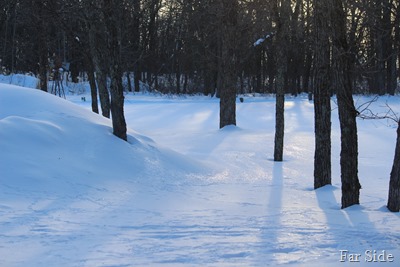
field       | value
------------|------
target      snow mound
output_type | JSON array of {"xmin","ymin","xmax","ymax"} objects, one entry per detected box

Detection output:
[{"xmin": 0, "ymin": 85, "xmax": 204, "ymax": 195}]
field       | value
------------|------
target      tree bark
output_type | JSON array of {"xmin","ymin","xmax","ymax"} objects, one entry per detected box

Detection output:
[
  {"xmin": 134, "ymin": 69, "xmax": 141, "ymax": 92},
  {"xmin": 387, "ymin": 121, "xmax": 400, "ymax": 212},
  {"xmin": 219, "ymin": 0, "xmax": 237, "ymax": 129},
  {"xmin": 332, "ymin": 0, "xmax": 361, "ymax": 209},
  {"xmin": 313, "ymin": 0, "xmax": 331, "ymax": 189},
  {"xmin": 104, "ymin": 0, "xmax": 127, "ymax": 141},
  {"xmin": 88, "ymin": 16, "xmax": 110, "ymax": 118},
  {"xmin": 88, "ymin": 70, "xmax": 99, "ymax": 114},
  {"xmin": 133, "ymin": 0, "xmax": 141, "ymax": 93},
  {"xmin": 273, "ymin": 0, "xmax": 290, "ymax": 162}
]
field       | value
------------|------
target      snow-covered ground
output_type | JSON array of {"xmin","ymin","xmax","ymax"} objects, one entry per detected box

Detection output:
[{"xmin": 1, "ymin": 81, "xmax": 399, "ymax": 266}]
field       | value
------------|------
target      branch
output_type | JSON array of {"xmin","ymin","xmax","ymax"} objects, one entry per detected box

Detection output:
[{"xmin": 357, "ymin": 96, "xmax": 399, "ymax": 123}]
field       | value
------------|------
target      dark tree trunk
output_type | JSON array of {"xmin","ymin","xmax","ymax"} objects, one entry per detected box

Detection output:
[
  {"xmin": 273, "ymin": 0, "xmax": 290, "ymax": 162},
  {"xmin": 176, "ymin": 71, "xmax": 181, "ymax": 93},
  {"xmin": 99, "ymin": 75, "xmax": 110, "ymax": 117},
  {"xmin": 104, "ymin": 0, "xmax": 127, "ymax": 141},
  {"xmin": 132, "ymin": 0, "xmax": 141, "ymax": 93},
  {"xmin": 313, "ymin": 0, "xmax": 331, "ymax": 189},
  {"xmin": 88, "ymin": 70, "xmax": 99, "ymax": 114},
  {"xmin": 382, "ymin": 0, "xmax": 396, "ymax": 95},
  {"xmin": 83, "ymin": 53, "xmax": 99, "ymax": 114},
  {"xmin": 387, "ymin": 121, "xmax": 400, "ymax": 212},
  {"xmin": 183, "ymin": 73, "xmax": 188, "ymax": 94},
  {"xmin": 127, "ymin": 72, "xmax": 132, "ymax": 92},
  {"xmin": 274, "ymin": 92, "xmax": 285, "ymax": 161},
  {"xmin": 134, "ymin": 69, "xmax": 141, "ymax": 92},
  {"xmin": 109, "ymin": 71, "xmax": 127, "ymax": 141},
  {"xmin": 219, "ymin": 0, "xmax": 237, "ymax": 129},
  {"xmin": 332, "ymin": 0, "xmax": 361, "ymax": 209},
  {"xmin": 396, "ymin": 4, "xmax": 400, "ymax": 83},
  {"xmin": 70, "ymin": 63, "xmax": 80, "ymax": 83},
  {"xmin": 38, "ymin": 48, "xmax": 48, "ymax": 92},
  {"xmin": 88, "ymin": 18, "xmax": 110, "ymax": 118},
  {"xmin": 94, "ymin": 65, "xmax": 110, "ymax": 118},
  {"xmin": 33, "ymin": 2, "xmax": 48, "ymax": 92},
  {"xmin": 274, "ymin": 41, "xmax": 286, "ymax": 161}
]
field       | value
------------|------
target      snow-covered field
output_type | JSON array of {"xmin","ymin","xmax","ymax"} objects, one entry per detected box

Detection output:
[{"xmin": 1, "ymin": 81, "xmax": 399, "ymax": 266}]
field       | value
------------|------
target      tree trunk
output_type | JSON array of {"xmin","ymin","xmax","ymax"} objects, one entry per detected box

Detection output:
[
  {"xmin": 382, "ymin": 0, "xmax": 396, "ymax": 95},
  {"xmin": 313, "ymin": 0, "xmax": 331, "ymax": 189},
  {"xmin": 132, "ymin": 0, "xmax": 141, "ymax": 93},
  {"xmin": 94, "ymin": 65, "xmax": 110, "ymax": 118},
  {"xmin": 33, "ymin": 1, "xmax": 48, "ymax": 92},
  {"xmin": 273, "ymin": 0, "xmax": 290, "ymax": 162},
  {"xmin": 134, "ymin": 69, "xmax": 141, "ymax": 92},
  {"xmin": 104, "ymin": 0, "xmax": 127, "ymax": 141},
  {"xmin": 127, "ymin": 72, "xmax": 132, "ymax": 92},
  {"xmin": 88, "ymin": 19, "xmax": 110, "ymax": 118},
  {"xmin": 88, "ymin": 70, "xmax": 99, "ymax": 114},
  {"xmin": 387, "ymin": 121, "xmax": 400, "ymax": 212},
  {"xmin": 332, "ymin": 0, "xmax": 361, "ymax": 209},
  {"xmin": 38, "ymin": 47, "xmax": 48, "ymax": 92},
  {"xmin": 274, "ymin": 91, "xmax": 285, "ymax": 162},
  {"xmin": 109, "ymin": 70, "xmax": 127, "ymax": 141},
  {"xmin": 219, "ymin": 0, "xmax": 237, "ymax": 129},
  {"xmin": 83, "ymin": 53, "xmax": 99, "ymax": 114}
]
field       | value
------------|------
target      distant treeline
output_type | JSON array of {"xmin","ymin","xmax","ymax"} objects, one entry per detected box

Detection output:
[{"xmin": 0, "ymin": 0, "xmax": 399, "ymax": 95}]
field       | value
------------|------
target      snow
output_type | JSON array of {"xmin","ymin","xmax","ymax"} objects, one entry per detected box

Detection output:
[
  {"xmin": 1, "ymin": 82, "xmax": 400, "ymax": 266},
  {"xmin": 253, "ymin": 34, "xmax": 272, "ymax": 47},
  {"xmin": 0, "ymin": 74, "xmax": 39, "ymax": 89}
]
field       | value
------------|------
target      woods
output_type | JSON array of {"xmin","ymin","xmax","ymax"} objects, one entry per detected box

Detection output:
[
  {"xmin": 0, "ymin": 0, "xmax": 399, "ymax": 210},
  {"xmin": 1, "ymin": 1, "xmax": 398, "ymax": 95}
]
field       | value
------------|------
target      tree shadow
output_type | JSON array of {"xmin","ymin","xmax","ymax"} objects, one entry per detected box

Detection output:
[
  {"xmin": 256, "ymin": 162, "xmax": 284, "ymax": 264},
  {"xmin": 315, "ymin": 185, "xmax": 386, "ymax": 262}
]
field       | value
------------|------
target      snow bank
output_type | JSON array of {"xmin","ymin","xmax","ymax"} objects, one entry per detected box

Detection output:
[{"xmin": 0, "ymin": 85, "xmax": 204, "ymax": 195}]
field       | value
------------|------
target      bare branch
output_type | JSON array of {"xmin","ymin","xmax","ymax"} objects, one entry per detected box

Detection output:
[{"xmin": 357, "ymin": 96, "xmax": 399, "ymax": 123}]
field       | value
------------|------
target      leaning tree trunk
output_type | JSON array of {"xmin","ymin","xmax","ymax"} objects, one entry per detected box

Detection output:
[
  {"xmin": 387, "ymin": 121, "xmax": 400, "ymax": 212},
  {"xmin": 218, "ymin": 0, "xmax": 237, "ymax": 129},
  {"xmin": 313, "ymin": 0, "xmax": 331, "ymax": 189},
  {"xmin": 332, "ymin": 0, "xmax": 361, "ymax": 209}
]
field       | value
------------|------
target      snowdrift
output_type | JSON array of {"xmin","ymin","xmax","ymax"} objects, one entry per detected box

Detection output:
[{"xmin": 0, "ymin": 85, "xmax": 204, "ymax": 194}]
